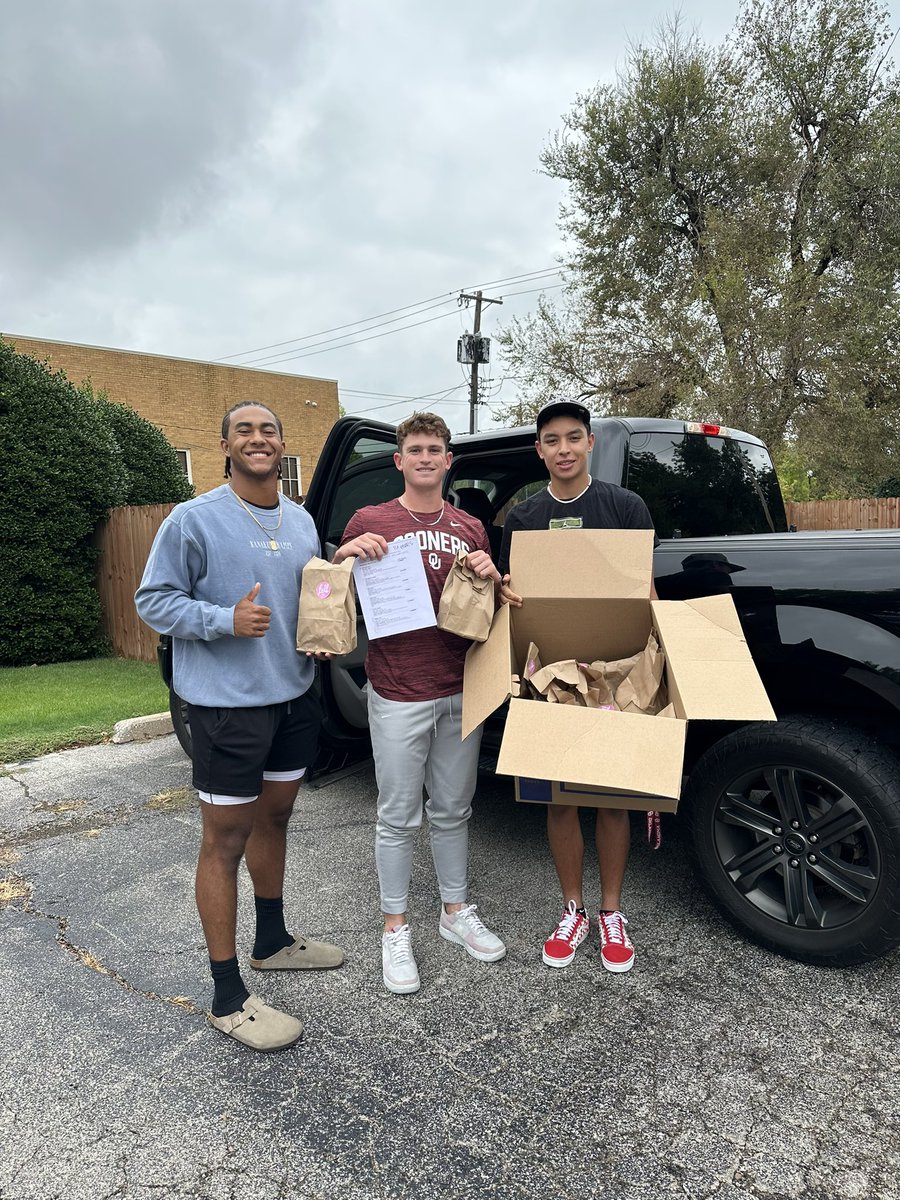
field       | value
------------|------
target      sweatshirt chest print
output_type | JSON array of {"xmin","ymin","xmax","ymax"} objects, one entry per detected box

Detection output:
[
  {"xmin": 248, "ymin": 537, "xmax": 292, "ymax": 556},
  {"xmin": 394, "ymin": 529, "xmax": 471, "ymax": 571}
]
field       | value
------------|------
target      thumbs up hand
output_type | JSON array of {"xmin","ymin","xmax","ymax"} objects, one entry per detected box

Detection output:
[{"xmin": 233, "ymin": 582, "xmax": 272, "ymax": 637}]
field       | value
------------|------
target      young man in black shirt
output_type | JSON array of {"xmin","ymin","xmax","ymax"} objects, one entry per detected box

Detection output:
[{"xmin": 499, "ymin": 400, "xmax": 656, "ymax": 974}]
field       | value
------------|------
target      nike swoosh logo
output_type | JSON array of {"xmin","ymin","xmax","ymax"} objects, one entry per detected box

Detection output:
[{"xmin": 450, "ymin": 521, "xmax": 462, "ymax": 526}]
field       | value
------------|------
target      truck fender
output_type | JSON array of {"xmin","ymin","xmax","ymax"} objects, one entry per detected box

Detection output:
[{"xmin": 774, "ymin": 603, "xmax": 900, "ymax": 707}]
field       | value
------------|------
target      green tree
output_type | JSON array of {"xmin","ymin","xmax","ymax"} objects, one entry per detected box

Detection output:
[{"xmin": 498, "ymin": 0, "xmax": 900, "ymax": 493}]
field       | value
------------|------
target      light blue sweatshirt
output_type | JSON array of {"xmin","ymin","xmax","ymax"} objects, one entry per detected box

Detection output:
[{"xmin": 135, "ymin": 484, "xmax": 320, "ymax": 707}]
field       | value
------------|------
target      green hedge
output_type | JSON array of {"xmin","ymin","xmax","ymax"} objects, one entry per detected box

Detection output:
[
  {"xmin": 0, "ymin": 340, "xmax": 193, "ymax": 665},
  {"xmin": 93, "ymin": 392, "xmax": 193, "ymax": 506}
]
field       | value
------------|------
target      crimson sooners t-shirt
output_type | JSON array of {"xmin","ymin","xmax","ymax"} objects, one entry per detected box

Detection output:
[{"xmin": 341, "ymin": 499, "xmax": 491, "ymax": 702}]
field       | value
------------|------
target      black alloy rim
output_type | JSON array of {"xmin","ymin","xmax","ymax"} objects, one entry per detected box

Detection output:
[{"xmin": 712, "ymin": 765, "xmax": 880, "ymax": 929}]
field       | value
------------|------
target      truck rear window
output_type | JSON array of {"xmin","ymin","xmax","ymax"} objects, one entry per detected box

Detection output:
[{"xmin": 625, "ymin": 432, "xmax": 787, "ymax": 538}]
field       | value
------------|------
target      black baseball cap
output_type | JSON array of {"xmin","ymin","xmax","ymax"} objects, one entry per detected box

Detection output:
[{"xmin": 536, "ymin": 399, "xmax": 592, "ymax": 433}]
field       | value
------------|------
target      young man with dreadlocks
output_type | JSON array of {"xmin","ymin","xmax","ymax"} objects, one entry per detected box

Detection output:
[
  {"xmin": 333, "ymin": 412, "xmax": 506, "ymax": 995},
  {"xmin": 136, "ymin": 402, "xmax": 343, "ymax": 1051}
]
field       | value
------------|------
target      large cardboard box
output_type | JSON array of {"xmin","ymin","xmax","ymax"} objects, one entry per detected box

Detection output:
[{"xmin": 462, "ymin": 529, "xmax": 775, "ymax": 812}]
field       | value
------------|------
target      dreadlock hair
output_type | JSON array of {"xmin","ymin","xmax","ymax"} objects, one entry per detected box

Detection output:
[
  {"xmin": 221, "ymin": 400, "xmax": 284, "ymax": 478},
  {"xmin": 395, "ymin": 411, "xmax": 451, "ymax": 453}
]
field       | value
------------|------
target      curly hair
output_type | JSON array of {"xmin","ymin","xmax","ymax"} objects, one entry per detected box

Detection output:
[{"xmin": 396, "ymin": 411, "xmax": 451, "ymax": 452}]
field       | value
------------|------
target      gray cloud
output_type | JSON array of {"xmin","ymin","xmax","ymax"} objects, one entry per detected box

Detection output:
[
  {"xmin": 0, "ymin": 0, "xmax": 315, "ymax": 278},
  {"xmin": 4, "ymin": 0, "xmax": 893, "ymax": 433}
]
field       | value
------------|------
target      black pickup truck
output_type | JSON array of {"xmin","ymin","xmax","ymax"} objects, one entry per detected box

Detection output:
[{"xmin": 165, "ymin": 415, "xmax": 900, "ymax": 967}]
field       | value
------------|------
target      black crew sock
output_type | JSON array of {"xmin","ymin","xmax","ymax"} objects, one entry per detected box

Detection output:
[
  {"xmin": 252, "ymin": 895, "xmax": 294, "ymax": 960},
  {"xmin": 210, "ymin": 956, "xmax": 250, "ymax": 1018},
  {"xmin": 575, "ymin": 906, "xmax": 587, "ymax": 918}
]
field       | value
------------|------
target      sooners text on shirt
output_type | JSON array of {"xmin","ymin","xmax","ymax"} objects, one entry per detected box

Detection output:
[{"xmin": 341, "ymin": 500, "xmax": 491, "ymax": 702}]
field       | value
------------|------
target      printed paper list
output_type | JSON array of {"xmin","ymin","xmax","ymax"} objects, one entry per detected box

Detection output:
[{"xmin": 352, "ymin": 537, "xmax": 436, "ymax": 640}]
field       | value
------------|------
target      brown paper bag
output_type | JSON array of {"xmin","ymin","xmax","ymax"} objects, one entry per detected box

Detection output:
[
  {"xmin": 614, "ymin": 633, "xmax": 667, "ymax": 714},
  {"xmin": 530, "ymin": 659, "xmax": 587, "ymax": 697},
  {"xmin": 436, "ymin": 552, "xmax": 494, "ymax": 643},
  {"xmin": 296, "ymin": 557, "xmax": 357, "ymax": 655},
  {"xmin": 521, "ymin": 642, "xmax": 543, "ymax": 698}
]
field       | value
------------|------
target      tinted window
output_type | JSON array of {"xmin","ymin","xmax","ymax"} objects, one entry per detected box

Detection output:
[
  {"xmin": 326, "ymin": 438, "xmax": 403, "ymax": 544},
  {"xmin": 626, "ymin": 433, "xmax": 786, "ymax": 538}
]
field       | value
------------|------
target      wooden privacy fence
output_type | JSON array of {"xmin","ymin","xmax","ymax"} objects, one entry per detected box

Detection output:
[
  {"xmin": 786, "ymin": 498, "xmax": 900, "ymax": 531},
  {"xmin": 95, "ymin": 504, "xmax": 174, "ymax": 662},
  {"xmin": 97, "ymin": 496, "xmax": 897, "ymax": 661}
]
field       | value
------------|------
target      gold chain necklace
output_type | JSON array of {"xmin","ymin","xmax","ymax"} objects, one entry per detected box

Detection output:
[{"xmin": 231, "ymin": 488, "xmax": 284, "ymax": 550}]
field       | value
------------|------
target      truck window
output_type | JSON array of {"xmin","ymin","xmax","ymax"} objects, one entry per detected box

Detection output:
[
  {"xmin": 626, "ymin": 432, "xmax": 787, "ymax": 538},
  {"xmin": 325, "ymin": 438, "xmax": 403, "ymax": 546}
]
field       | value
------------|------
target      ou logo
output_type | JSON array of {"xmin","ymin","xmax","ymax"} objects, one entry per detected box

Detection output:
[{"xmin": 428, "ymin": 553, "xmax": 441, "ymax": 570}]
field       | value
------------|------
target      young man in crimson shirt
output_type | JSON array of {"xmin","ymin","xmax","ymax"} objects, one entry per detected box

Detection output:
[
  {"xmin": 333, "ymin": 412, "xmax": 506, "ymax": 995},
  {"xmin": 499, "ymin": 399, "xmax": 657, "ymax": 975}
]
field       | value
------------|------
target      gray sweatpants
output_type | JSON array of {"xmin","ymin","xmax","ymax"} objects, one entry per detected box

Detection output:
[{"xmin": 368, "ymin": 686, "xmax": 483, "ymax": 914}]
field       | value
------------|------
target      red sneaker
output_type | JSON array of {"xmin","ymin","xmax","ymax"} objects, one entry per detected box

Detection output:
[
  {"xmin": 598, "ymin": 910, "xmax": 634, "ymax": 973},
  {"xmin": 542, "ymin": 901, "xmax": 589, "ymax": 968}
]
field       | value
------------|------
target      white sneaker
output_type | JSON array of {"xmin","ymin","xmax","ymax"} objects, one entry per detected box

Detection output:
[
  {"xmin": 439, "ymin": 904, "xmax": 506, "ymax": 962},
  {"xmin": 382, "ymin": 924, "xmax": 420, "ymax": 994}
]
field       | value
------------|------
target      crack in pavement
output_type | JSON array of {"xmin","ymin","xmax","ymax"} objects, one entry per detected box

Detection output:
[
  {"xmin": 1, "ymin": 883, "xmax": 201, "ymax": 1016},
  {"xmin": 0, "ymin": 803, "xmax": 148, "ymax": 849}
]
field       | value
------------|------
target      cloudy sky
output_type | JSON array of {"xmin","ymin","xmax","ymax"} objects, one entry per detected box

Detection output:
[{"xmin": 2, "ymin": 1, "xmax": 896, "ymax": 435}]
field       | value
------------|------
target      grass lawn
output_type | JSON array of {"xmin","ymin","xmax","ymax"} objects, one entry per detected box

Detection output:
[{"xmin": 0, "ymin": 657, "xmax": 169, "ymax": 763}]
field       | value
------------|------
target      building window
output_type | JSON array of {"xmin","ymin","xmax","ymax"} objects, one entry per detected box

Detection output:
[
  {"xmin": 176, "ymin": 449, "xmax": 192, "ymax": 483},
  {"xmin": 281, "ymin": 454, "xmax": 302, "ymax": 501}
]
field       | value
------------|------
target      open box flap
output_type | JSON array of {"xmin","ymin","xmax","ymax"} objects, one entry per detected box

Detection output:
[
  {"xmin": 651, "ymin": 594, "xmax": 776, "ymax": 721},
  {"xmin": 462, "ymin": 604, "xmax": 513, "ymax": 739},
  {"xmin": 496, "ymin": 699, "xmax": 687, "ymax": 801},
  {"xmin": 509, "ymin": 529, "xmax": 654, "ymax": 600}
]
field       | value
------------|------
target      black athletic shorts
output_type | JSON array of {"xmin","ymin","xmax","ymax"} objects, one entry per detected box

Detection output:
[{"xmin": 187, "ymin": 690, "xmax": 323, "ymax": 797}]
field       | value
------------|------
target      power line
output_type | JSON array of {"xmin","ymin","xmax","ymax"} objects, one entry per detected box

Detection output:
[
  {"xmin": 216, "ymin": 291, "xmax": 457, "ymax": 361},
  {"xmin": 230, "ymin": 296, "xmax": 460, "ymax": 368},
  {"xmin": 218, "ymin": 266, "xmax": 563, "ymax": 364},
  {"xmin": 237, "ymin": 308, "xmax": 464, "ymax": 368},
  {"xmin": 341, "ymin": 384, "xmax": 463, "ymax": 401},
  {"xmin": 462, "ymin": 267, "xmax": 561, "ymax": 289},
  {"xmin": 244, "ymin": 279, "xmax": 565, "ymax": 370},
  {"xmin": 342, "ymin": 383, "xmax": 469, "ymax": 416},
  {"xmin": 359, "ymin": 396, "xmax": 469, "ymax": 416},
  {"xmin": 499, "ymin": 282, "xmax": 567, "ymax": 300}
]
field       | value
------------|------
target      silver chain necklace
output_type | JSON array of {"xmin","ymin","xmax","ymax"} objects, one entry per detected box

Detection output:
[{"xmin": 400, "ymin": 499, "xmax": 444, "ymax": 527}]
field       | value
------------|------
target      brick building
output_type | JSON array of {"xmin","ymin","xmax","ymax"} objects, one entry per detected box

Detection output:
[{"xmin": 4, "ymin": 333, "xmax": 339, "ymax": 497}]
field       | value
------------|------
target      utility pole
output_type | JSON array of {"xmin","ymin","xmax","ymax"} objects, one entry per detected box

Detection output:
[{"xmin": 459, "ymin": 290, "xmax": 502, "ymax": 433}]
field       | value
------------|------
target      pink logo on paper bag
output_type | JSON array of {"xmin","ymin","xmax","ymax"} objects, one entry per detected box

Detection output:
[{"xmin": 315, "ymin": 582, "xmax": 332, "ymax": 599}]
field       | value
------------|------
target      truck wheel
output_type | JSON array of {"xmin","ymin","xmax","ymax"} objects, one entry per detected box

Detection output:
[
  {"xmin": 169, "ymin": 690, "xmax": 192, "ymax": 758},
  {"xmin": 685, "ymin": 716, "xmax": 900, "ymax": 966}
]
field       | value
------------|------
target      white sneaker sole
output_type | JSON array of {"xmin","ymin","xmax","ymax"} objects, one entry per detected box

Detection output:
[
  {"xmin": 383, "ymin": 971, "xmax": 420, "ymax": 994},
  {"xmin": 542, "ymin": 946, "xmax": 578, "ymax": 967},
  {"xmin": 439, "ymin": 924, "xmax": 506, "ymax": 962},
  {"xmin": 600, "ymin": 954, "xmax": 634, "ymax": 974}
]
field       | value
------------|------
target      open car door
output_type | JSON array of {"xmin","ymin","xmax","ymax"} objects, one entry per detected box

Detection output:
[{"xmin": 303, "ymin": 417, "xmax": 400, "ymax": 761}]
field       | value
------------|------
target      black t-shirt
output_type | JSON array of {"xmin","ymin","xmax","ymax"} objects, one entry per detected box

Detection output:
[{"xmin": 499, "ymin": 477, "xmax": 656, "ymax": 576}]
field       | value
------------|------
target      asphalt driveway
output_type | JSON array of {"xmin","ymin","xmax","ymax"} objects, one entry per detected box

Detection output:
[{"xmin": 1, "ymin": 736, "xmax": 897, "ymax": 1200}]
